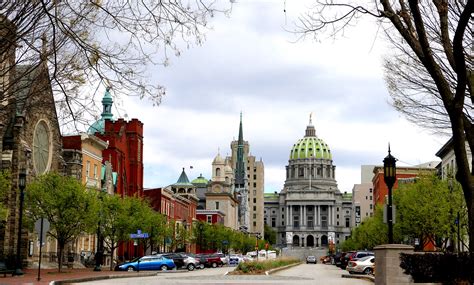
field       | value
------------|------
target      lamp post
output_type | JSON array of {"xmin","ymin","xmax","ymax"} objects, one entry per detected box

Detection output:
[
  {"xmin": 15, "ymin": 168, "xmax": 27, "ymax": 275},
  {"xmin": 383, "ymin": 145, "xmax": 396, "ymax": 244}
]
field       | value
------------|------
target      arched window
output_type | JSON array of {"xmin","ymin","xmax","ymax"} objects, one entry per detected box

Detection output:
[{"xmin": 216, "ymin": 167, "xmax": 221, "ymax": 177}]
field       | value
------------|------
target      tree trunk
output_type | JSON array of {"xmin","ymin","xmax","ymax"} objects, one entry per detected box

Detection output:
[
  {"xmin": 109, "ymin": 241, "xmax": 116, "ymax": 271},
  {"xmin": 58, "ymin": 242, "xmax": 65, "ymax": 273}
]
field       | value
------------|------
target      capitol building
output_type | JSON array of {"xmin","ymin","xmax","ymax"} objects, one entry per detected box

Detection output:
[{"xmin": 265, "ymin": 118, "xmax": 352, "ymax": 248}]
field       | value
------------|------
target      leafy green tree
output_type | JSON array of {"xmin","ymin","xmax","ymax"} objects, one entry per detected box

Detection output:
[
  {"xmin": 394, "ymin": 175, "xmax": 467, "ymax": 250},
  {"xmin": 264, "ymin": 224, "xmax": 276, "ymax": 245},
  {"xmin": 0, "ymin": 171, "xmax": 11, "ymax": 222},
  {"xmin": 99, "ymin": 193, "xmax": 133, "ymax": 269},
  {"xmin": 342, "ymin": 206, "xmax": 388, "ymax": 251},
  {"xmin": 25, "ymin": 173, "xmax": 98, "ymax": 272}
]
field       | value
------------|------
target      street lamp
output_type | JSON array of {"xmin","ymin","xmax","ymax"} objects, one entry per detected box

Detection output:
[
  {"xmin": 15, "ymin": 168, "xmax": 27, "ymax": 275},
  {"xmin": 383, "ymin": 145, "xmax": 396, "ymax": 244}
]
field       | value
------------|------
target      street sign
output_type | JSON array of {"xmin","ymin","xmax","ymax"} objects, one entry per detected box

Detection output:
[
  {"xmin": 130, "ymin": 233, "xmax": 149, "ymax": 238},
  {"xmin": 35, "ymin": 218, "xmax": 50, "ymax": 242},
  {"xmin": 130, "ymin": 229, "xmax": 149, "ymax": 239}
]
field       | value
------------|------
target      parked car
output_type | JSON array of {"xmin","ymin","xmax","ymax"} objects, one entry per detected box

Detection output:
[
  {"xmin": 339, "ymin": 251, "xmax": 356, "ymax": 269},
  {"xmin": 161, "ymin": 253, "xmax": 200, "ymax": 271},
  {"xmin": 306, "ymin": 256, "xmax": 317, "ymax": 264},
  {"xmin": 117, "ymin": 255, "xmax": 175, "ymax": 271},
  {"xmin": 346, "ymin": 256, "xmax": 375, "ymax": 275},
  {"xmin": 198, "ymin": 254, "xmax": 224, "ymax": 268},
  {"xmin": 332, "ymin": 252, "xmax": 343, "ymax": 266},
  {"xmin": 349, "ymin": 251, "xmax": 374, "ymax": 261},
  {"xmin": 216, "ymin": 253, "xmax": 228, "ymax": 265},
  {"xmin": 228, "ymin": 255, "xmax": 243, "ymax": 266}
]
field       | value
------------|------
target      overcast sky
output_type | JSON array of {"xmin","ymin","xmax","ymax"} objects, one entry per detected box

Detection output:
[{"xmin": 109, "ymin": 1, "xmax": 447, "ymax": 193}]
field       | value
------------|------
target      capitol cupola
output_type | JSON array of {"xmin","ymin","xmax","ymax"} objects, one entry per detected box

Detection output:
[{"xmin": 289, "ymin": 114, "xmax": 332, "ymax": 161}]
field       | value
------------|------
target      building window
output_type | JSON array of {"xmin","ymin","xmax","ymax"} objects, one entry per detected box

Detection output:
[
  {"xmin": 293, "ymin": 216, "xmax": 299, "ymax": 228},
  {"xmin": 253, "ymin": 174, "xmax": 256, "ymax": 179},
  {"xmin": 253, "ymin": 190, "xmax": 256, "ymax": 196},
  {"xmin": 253, "ymin": 182, "xmax": 256, "ymax": 187},
  {"xmin": 337, "ymin": 221, "xmax": 339, "ymax": 226},
  {"xmin": 298, "ymin": 167, "xmax": 304, "ymax": 177},
  {"xmin": 282, "ymin": 221, "xmax": 284, "ymax": 226},
  {"xmin": 369, "ymin": 188, "xmax": 373, "ymax": 193},
  {"xmin": 253, "ymin": 206, "xmax": 256, "ymax": 211},
  {"xmin": 282, "ymin": 214, "xmax": 284, "ymax": 219},
  {"xmin": 336, "ymin": 214, "xmax": 339, "ymax": 219},
  {"xmin": 264, "ymin": 210, "xmax": 267, "ymax": 214},
  {"xmin": 253, "ymin": 221, "xmax": 256, "ymax": 227},
  {"xmin": 93, "ymin": 164, "xmax": 98, "ymax": 179},
  {"xmin": 216, "ymin": 168, "xmax": 221, "ymax": 177},
  {"xmin": 307, "ymin": 216, "xmax": 313, "ymax": 227},
  {"xmin": 253, "ymin": 198, "xmax": 256, "ymax": 204},
  {"xmin": 272, "ymin": 210, "xmax": 275, "ymax": 214},
  {"xmin": 216, "ymin": 202, "xmax": 220, "ymax": 209},
  {"xmin": 346, "ymin": 210, "xmax": 349, "ymax": 215},
  {"xmin": 345, "ymin": 217, "xmax": 350, "ymax": 227},
  {"xmin": 86, "ymin": 161, "xmax": 90, "ymax": 178},
  {"xmin": 207, "ymin": 215, "xmax": 212, "ymax": 224},
  {"xmin": 370, "ymin": 204, "xmax": 373, "ymax": 209},
  {"xmin": 137, "ymin": 139, "xmax": 141, "ymax": 162},
  {"xmin": 264, "ymin": 218, "xmax": 267, "ymax": 225},
  {"xmin": 337, "ymin": 207, "xmax": 339, "ymax": 212},
  {"xmin": 271, "ymin": 217, "xmax": 276, "ymax": 227},
  {"xmin": 370, "ymin": 196, "xmax": 372, "ymax": 200}
]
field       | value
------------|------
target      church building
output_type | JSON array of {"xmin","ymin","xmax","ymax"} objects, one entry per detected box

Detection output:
[{"xmin": 0, "ymin": 18, "xmax": 64, "ymax": 263}]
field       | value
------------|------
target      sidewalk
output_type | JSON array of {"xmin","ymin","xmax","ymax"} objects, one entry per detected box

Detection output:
[{"xmin": 0, "ymin": 268, "xmax": 156, "ymax": 285}]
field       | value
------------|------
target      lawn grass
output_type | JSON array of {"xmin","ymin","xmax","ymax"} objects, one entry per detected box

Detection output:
[{"xmin": 230, "ymin": 257, "xmax": 300, "ymax": 275}]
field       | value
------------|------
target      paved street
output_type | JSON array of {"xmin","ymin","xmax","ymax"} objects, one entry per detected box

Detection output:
[{"xmin": 74, "ymin": 264, "xmax": 371, "ymax": 285}]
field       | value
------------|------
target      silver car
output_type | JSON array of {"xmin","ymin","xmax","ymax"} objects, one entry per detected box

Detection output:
[
  {"xmin": 306, "ymin": 256, "xmax": 317, "ymax": 264},
  {"xmin": 346, "ymin": 256, "xmax": 375, "ymax": 275}
]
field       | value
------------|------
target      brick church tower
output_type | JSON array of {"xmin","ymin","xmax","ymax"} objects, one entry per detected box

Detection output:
[
  {"xmin": 88, "ymin": 88, "xmax": 144, "ymax": 259},
  {"xmin": 88, "ymin": 88, "xmax": 144, "ymax": 198}
]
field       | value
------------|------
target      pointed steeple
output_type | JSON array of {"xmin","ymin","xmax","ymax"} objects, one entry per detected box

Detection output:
[
  {"xmin": 101, "ymin": 87, "xmax": 114, "ymax": 121},
  {"xmin": 235, "ymin": 112, "xmax": 245, "ymax": 187},
  {"xmin": 176, "ymin": 167, "xmax": 191, "ymax": 184}
]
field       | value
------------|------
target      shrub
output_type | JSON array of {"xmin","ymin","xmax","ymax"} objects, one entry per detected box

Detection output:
[
  {"xmin": 400, "ymin": 252, "xmax": 474, "ymax": 284},
  {"xmin": 233, "ymin": 257, "xmax": 300, "ymax": 274}
]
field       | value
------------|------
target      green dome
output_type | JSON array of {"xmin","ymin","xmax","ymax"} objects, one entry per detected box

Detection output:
[
  {"xmin": 289, "ymin": 121, "xmax": 332, "ymax": 160},
  {"xmin": 191, "ymin": 174, "xmax": 208, "ymax": 186},
  {"xmin": 88, "ymin": 118, "xmax": 105, "ymax": 135}
]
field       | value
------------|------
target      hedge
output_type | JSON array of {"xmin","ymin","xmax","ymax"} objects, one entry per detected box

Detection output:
[{"xmin": 399, "ymin": 252, "xmax": 474, "ymax": 284}]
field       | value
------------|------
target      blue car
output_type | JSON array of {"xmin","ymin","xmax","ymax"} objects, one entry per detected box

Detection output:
[{"xmin": 118, "ymin": 255, "xmax": 176, "ymax": 271}]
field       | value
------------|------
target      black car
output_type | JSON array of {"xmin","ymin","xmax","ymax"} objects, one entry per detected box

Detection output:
[{"xmin": 339, "ymin": 251, "xmax": 356, "ymax": 269}]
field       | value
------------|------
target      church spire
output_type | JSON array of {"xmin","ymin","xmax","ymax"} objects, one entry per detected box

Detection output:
[{"xmin": 235, "ymin": 112, "xmax": 245, "ymax": 187}]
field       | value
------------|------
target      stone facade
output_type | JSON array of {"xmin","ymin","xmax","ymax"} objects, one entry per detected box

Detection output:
[
  {"xmin": 266, "ymin": 119, "xmax": 352, "ymax": 248},
  {"xmin": 351, "ymin": 182, "xmax": 374, "ymax": 227},
  {"xmin": 228, "ymin": 114, "xmax": 264, "ymax": 237},
  {"xmin": 206, "ymin": 153, "xmax": 239, "ymax": 230},
  {"xmin": 0, "ymin": 26, "xmax": 64, "ymax": 265}
]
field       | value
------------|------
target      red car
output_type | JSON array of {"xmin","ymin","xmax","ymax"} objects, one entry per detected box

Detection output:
[{"xmin": 197, "ymin": 254, "xmax": 223, "ymax": 268}]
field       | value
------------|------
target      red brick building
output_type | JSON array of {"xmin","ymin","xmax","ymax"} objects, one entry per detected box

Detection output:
[
  {"xmin": 88, "ymin": 88, "xmax": 144, "ymax": 258},
  {"xmin": 88, "ymin": 88, "xmax": 144, "ymax": 198},
  {"xmin": 144, "ymin": 169, "xmax": 199, "ymax": 252},
  {"xmin": 372, "ymin": 165, "xmax": 437, "ymax": 206},
  {"xmin": 196, "ymin": 209, "xmax": 225, "ymax": 224}
]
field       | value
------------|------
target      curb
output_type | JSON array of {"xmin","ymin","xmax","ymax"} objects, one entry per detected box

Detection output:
[
  {"xmin": 50, "ymin": 272, "xmax": 159, "ymax": 284},
  {"xmin": 265, "ymin": 262, "xmax": 303, "ymax": 275},
  {"xmin": 341, "ymin": 273, "xmax": 375, "ymax": 283}
]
